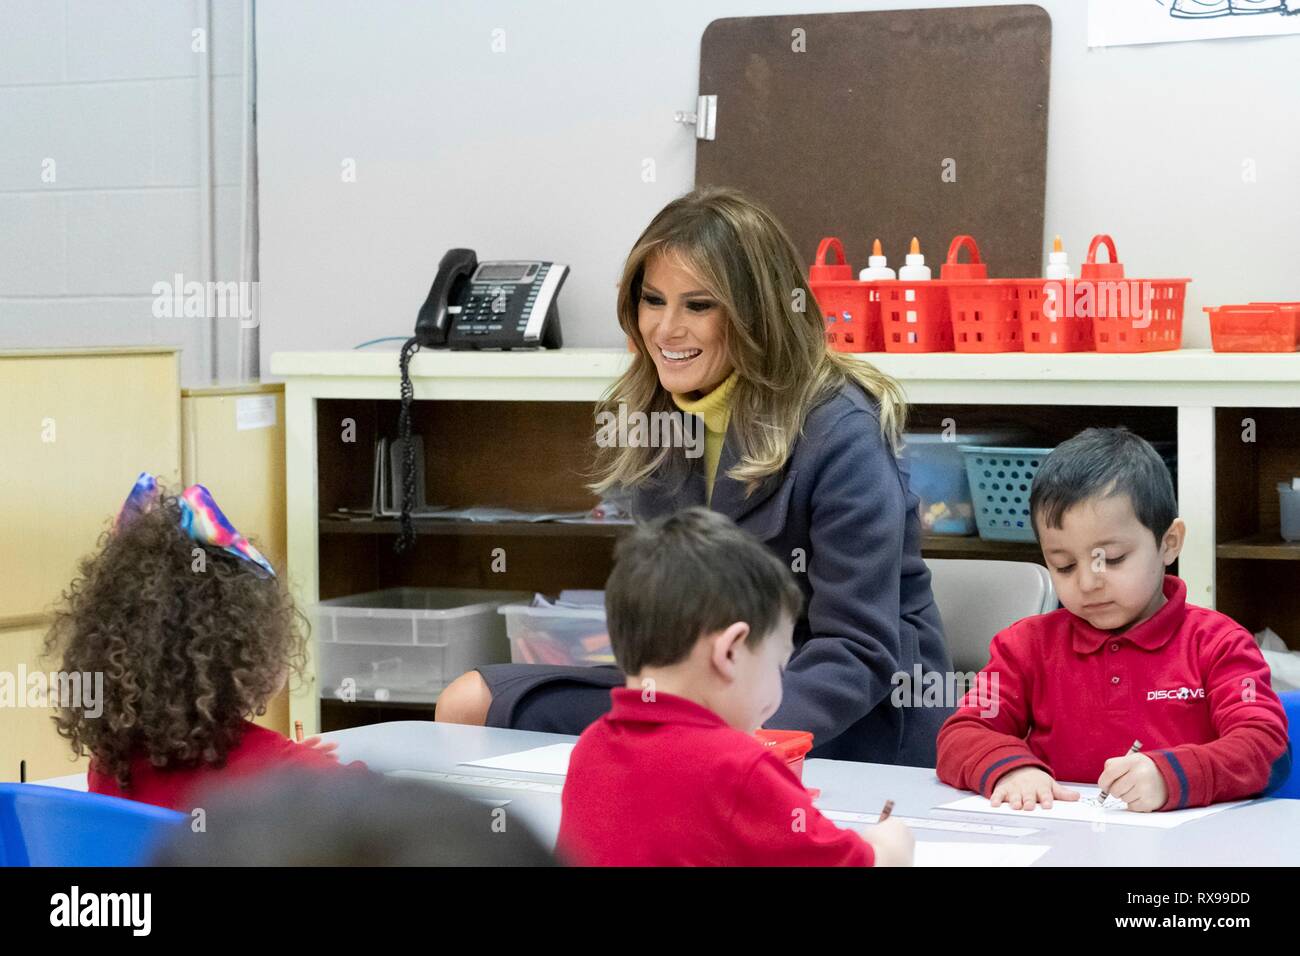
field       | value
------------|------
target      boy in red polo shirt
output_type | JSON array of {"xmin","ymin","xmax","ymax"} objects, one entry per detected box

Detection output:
[
  {"xmin": 937, "ymin": 428, "xmax": 1291, "ymax": 812},
  {"xmin": 557, "ymin": 507, "xmax": 914, "ymax": 866}
]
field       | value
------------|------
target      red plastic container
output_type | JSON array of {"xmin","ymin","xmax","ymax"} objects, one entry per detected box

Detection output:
[
  {"xmin": 1083, "ymin": 235, "xmax": 1189, "ymax": 353},
  {"xmin": 942, "ymin": 235, "xmax": 1023, "ymax": 353},
  {"xmin": 809, "ymin": 237, "xmax": 884, "ymax": 353},
  {"xmin": 1019, "ymin": 279, "xmax": 1094, "ymax": 353},
  {"xmin": 1205, "ymin": 302, "xmax": 1300, "ymax": 352},
  {"xmin": 754, "ymin": 729, "xmax": 814, "ymax": 782},
  {"xmin": 877, "ymin": 242, "xmax": 954, "ymax": 353}
]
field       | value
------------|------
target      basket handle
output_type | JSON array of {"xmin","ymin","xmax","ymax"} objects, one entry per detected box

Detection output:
[
  {"xmin": 945, "ymin": 234, "xmax": 982, "ymax": 265},
  {"xmin": 1086, "ymin": 234, "xmax": 1118, "ymax": 265},
  {"xmin": 815, "ymin": 237, "xmax": 847, "ymax": 267}
]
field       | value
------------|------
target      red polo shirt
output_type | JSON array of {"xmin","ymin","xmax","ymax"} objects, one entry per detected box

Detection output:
[
  {"xmin": 557, "ymin": 689, "xmax": 874, "ymax": 866},
  {"xmin": 89, "ymin": 720, "xmax": 367, "ymax": 811},
  {"xmin": 937, "ymin": 576, "xmax": 1291, "ymax": 810}
]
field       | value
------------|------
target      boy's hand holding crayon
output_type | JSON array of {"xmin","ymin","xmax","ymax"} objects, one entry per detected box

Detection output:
[
  {"xmin": 862, "ymin": 816, "xmax": 915, "ymax": 867},
  {"xmin": 1096, "ymin": 751, "xmax": 1167, "ymax": 812}
]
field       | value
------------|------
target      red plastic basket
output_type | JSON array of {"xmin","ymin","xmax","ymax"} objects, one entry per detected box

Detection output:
[
  {"xmin": 809, "ymin": 237, "xmax": 884, "ymax": 352},
  {"xmin": 1083, "ymin": 235, "xmax": 1188, "ymax": 353},
  {"xmin": 876, "ymin": 241, "xmax": 953, "ymax": 353},
  {"xmin": 942, "ymin": 235, "xmax": 1023, "ymax": 353},
  {"xmin": 754, "ymin": 729, "xmax": 814, "ymax": 782},
  {"xmin": 1205, "ymin": 302, "xmax": 1300, "ymax": 352},
  {"xmin": 1019, "ymin": 279, "xmax": 1094, "ymax": 352},
  {"xmin": 878, "ymin": 280, "xmax": 952, "ymax": 352}
]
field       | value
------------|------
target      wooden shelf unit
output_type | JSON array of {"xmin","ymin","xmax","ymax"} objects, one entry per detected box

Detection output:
[
  {"xmin": 274, "ymin": 348, "xmax": 1300, "ymax": 735},
  {"xmin": 1213, "ymin": 407, "xmax": 1300, "ymax": 637}
]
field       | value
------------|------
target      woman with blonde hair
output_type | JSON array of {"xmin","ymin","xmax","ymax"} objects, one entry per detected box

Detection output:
[{"xmin": 438, "ymin": 186, "xmax": 953, "ymax": 764}]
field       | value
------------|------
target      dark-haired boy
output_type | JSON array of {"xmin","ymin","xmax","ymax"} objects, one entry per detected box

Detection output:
[
  {"xmin": 557, "ymin": 507, "xmax": 914, "ymax": 866},
  {"xmin": 937, "ymin": 428, "xmax": 1291, "ymax": 812}
]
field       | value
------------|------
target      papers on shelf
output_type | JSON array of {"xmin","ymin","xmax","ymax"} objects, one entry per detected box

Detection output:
[{"xmin": 529, "ymin": 590, "xmax": 605, "ymax": 610}]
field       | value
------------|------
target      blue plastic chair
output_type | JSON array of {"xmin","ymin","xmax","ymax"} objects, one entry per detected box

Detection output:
[
  {"xmin": 1274, "ymin": 690, "xmax": 1300, "ymax": 800},
  {"xmin": 0, "ymin": 784, "xmax": 186, "ymax": 866}
]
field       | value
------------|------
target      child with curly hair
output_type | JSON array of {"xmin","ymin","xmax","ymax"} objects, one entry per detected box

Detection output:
[{"xmin": 45, "ymin": 473, "xmax": 365, "ymax": 811}]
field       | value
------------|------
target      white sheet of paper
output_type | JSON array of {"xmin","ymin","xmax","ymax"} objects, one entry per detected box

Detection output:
[
  {"xmin": 936, "ymin": 786, "xmax": 1250, "ymax": 829},
  {"xmin": 235, "ymin": 394, "xmax": 277, "ymax": 431},
  {"xmin": 462, "ymin": 743, "xmax": 575, "ymax": 776},
  {"xmin": 1089, "ymin": 0, "xmax": 1300, "ymax": 48},
  {"xmin": 33, "ymin": 772, "xmax": 89, "ymax": 791},
  {"xmin": 914, "ymin": 841, "xmax": 1052, "ymax": 867}
]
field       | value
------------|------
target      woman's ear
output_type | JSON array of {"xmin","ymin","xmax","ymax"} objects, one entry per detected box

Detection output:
[
  {"xmin": 1160, "ymin": 518, "xmax": 1186, "ymax": 566},
  {"xmin": 708, "ymin": 621, "xmax": 751, "ymax": 683}
]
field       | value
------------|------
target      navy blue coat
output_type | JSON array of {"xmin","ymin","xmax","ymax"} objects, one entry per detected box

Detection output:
[{"xmin": 630, "ymin": 382, "xmax": 953, "ymax": 766}]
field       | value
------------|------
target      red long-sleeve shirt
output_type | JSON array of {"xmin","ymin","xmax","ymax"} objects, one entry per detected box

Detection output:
[
  {"xmin": 936, "ymin": 576, "xmax": 1291, "ymax": 810},
  {"xmin": 558, "ymin": 689, "xmax": 874, "ymax": 866},
  {"xmin": 89, "ymin": 720, "xmax": 367, "ymax": 811}
]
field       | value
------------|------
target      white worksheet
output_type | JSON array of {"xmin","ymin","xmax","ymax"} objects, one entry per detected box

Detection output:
[
  {"xmin": 914, "ymin": 841, "xmax": 1052, "ymax": 867},
  {"xmin": 936, "ymin": 786, "xmax": 1251, "ymax": 829},
  {"xmin": 1089, "ymin": 0, "xmax": 1300, "ymax": 48},
  {"xmin": 462, "ymin": 743, "xmax": 575, "ymax": 776}
]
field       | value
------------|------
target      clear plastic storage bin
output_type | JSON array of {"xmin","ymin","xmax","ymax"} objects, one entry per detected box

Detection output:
[
  {"xmin": 499, "ymin": 602, "xmax": 613, "ymax": 667},
  {"xmin": 317, "ymin": 587, "xmax": 529, "ymax": 702},
  {"xmin": 903, "ymin": 429, "xmax": 1030, "ymax": 535}
]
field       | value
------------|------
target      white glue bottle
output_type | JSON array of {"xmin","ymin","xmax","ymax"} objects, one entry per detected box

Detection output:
[
  {"xmin": 1045, "ymin": 235, "xmax": 1072, "ymax": 280},
  {"xmin": 858, "ymin": 238, "xmax": 896, "ymax": 281},
  {"xmin": 897, "ymin": 236, "xmax": 931, "ymax": 281}
]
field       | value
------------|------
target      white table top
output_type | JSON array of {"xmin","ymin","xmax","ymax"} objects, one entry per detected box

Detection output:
[{"xmin": 324, "ymin": 720, "xmax": 1300, "ymax": 867}]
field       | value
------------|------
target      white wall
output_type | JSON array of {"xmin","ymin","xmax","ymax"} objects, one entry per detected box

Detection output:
[
  {"xmin": 254, "ymin": 0, "xmax": 1300, "ymax": 360},
  {"xmin": 0, "ymin": 0, "xmax": 249, "ymax": 384},
  {"xmin": 6, "ymin": 1, "xmax": 1298, "ymax": 373}
]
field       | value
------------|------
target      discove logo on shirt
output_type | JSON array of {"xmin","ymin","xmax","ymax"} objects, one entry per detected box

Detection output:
[{"xmin": 1146, "ymin": 686, "xmax": 1205, "ymax": 702}]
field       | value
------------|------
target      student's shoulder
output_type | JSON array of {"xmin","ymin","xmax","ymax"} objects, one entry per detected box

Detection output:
[
  {"xmin": 639, "ymin": 720, "xmax": 770, "ymax": 778},
  {"xmin": 1181, "ymin": 602, "xmax": 1264, "ymax": 660},
  {"xmin": 990, "ymin": 607, "xmax": 1075, "ymax": 658},
  {"xmin": 234, "ymin": 720, "xmax": 294, "ymax": 751}
]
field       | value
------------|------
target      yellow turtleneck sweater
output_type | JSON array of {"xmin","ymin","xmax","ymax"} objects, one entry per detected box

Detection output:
[{"xmin": 671, "ymin": 371, "xmax": 739, "ymax": 504}]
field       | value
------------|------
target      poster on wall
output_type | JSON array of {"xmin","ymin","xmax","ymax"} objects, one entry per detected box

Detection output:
[{"xmin": 1089, "ymin": 0, "xmax": 1300, "ymax": 47}]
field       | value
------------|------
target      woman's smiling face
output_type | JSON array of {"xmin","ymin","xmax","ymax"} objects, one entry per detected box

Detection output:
[{"xmin": 637, "ymin": 251, "xmax": 733, "ymax": 397}]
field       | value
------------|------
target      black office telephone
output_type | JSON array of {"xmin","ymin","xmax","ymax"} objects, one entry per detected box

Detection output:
[
  {"xmin": 395, "ymin": 249, "xmax": 568, "ymax": 554},
  {"xmin": 414, "ymin": 248, "xmax": 567, "ymax": 350}
]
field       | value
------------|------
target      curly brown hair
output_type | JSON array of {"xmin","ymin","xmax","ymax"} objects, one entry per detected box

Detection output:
[{"xmin": 44, "ymin": 488, "xmax": 307, "ymax": 791}]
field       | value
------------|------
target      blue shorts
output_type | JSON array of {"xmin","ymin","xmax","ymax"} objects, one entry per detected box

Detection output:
[{"xmin": 476, "ymin": 664, "xmax": 624, "ymax": 735}]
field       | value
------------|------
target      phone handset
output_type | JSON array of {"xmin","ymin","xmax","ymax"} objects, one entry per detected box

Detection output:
[
  {"xmin": 397, "ymin": 248, "xmax": 476, "ymax": 552},
  {"xmin": 415, "ymin": 248, "xmax": 478, "ymax": 347}
]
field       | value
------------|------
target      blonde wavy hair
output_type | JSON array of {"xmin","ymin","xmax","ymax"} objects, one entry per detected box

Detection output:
[{"xmin": 589, "ymin": 186, "xmax": 907, "ymax": 498}]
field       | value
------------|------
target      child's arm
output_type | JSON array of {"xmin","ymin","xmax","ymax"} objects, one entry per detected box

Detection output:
[
  {"xmin": 281, "ymin": 733, "xmax": 371, "ymax": 774},
  {"xmin": 935, "ymin": 627, "xmax": 1055, "ymax": 799},
  {"xmin": 726, "ymin": 754, "xmax": 884, "ymax": 866},
  {"xmin": 1144, "ymin": 627, "xmax": 1291, "ymax": 810}
]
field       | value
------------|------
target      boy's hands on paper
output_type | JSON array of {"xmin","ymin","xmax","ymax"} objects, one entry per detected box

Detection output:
[
  {"xmin": 1096, "ymin": 752, "xmax": 1167, "ymax": 812},
  {"xmin": 863, "ymin": 817, "xmax": 915, "ymax": 867},
  {"xmin": 989, "ymin": 766, "xmax": 1081, "ymax": 810}
]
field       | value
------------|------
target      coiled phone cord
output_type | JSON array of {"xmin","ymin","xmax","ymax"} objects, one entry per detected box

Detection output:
[{"xmin": 395, "ymin": 335, "xmax": 420, "ymax": 554}]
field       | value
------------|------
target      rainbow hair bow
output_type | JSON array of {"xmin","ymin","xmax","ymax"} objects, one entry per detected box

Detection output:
[{"xmin": 117, "ymin": 472, "xmax": 276, "ymax": 578}]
